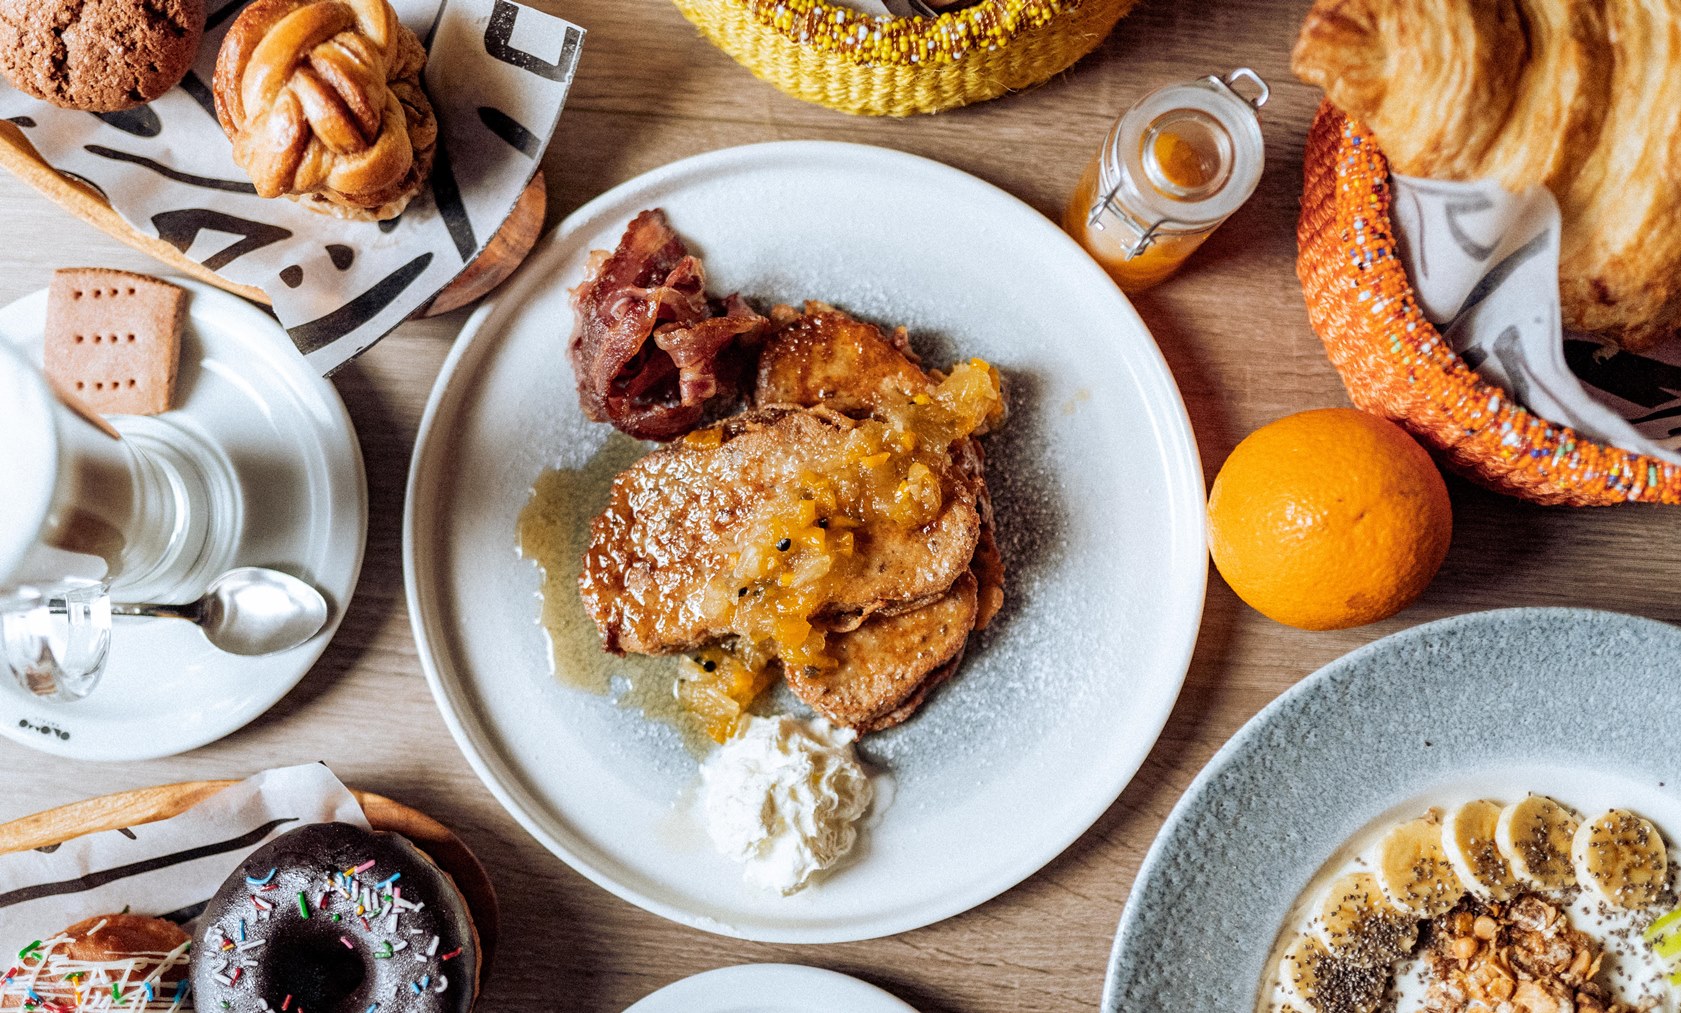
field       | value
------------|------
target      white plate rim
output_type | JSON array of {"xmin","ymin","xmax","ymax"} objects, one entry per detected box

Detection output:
[
  {"xmin": 621, "ymin": 963, "xmax": 919, "ymax": 1013},
  {"xmin": 404, "ymin": 139, "xmax": 1207, "ymax": 942},
  {"xmin": 0, "ymin": 278, "xmax": 367, "ymax": 761},
  {"xmin": 1100, "ymin": 605, "xmax": 1681, "ymax": 1011}
]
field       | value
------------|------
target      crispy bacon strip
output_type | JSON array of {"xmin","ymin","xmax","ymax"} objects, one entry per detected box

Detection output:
[{"xmin": 568, "ymin": 209, "xmax": 765, "ymax": 440}]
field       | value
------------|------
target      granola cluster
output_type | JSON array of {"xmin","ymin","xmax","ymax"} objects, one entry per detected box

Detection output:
[{"xmin": 1423, "ymin": 896, "xmax": 1650, "ymax": 1013}]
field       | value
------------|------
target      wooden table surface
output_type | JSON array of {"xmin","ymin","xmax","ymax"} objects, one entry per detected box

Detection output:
[{"xmin": 4, "ymin": 0, "xmax": 1680, "ymax": 1009}]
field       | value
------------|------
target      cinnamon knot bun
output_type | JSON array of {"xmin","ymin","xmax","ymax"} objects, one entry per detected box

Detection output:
[{"xmin": 213, "ymin": 0, "xmax": 437, "ymax": 221}]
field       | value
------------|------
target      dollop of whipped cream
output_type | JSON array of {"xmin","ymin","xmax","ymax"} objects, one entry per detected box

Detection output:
[{"xmin": 699, "ymin": 714, "xmax": 874, "ymax": 895}]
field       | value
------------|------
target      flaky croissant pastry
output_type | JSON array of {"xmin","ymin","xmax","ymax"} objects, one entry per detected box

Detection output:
[
  {"xmin": 1293, "ymin": 0, "xmax": 1681, "ymax": 351},
  {"xmin": 213, "ymin": 0, "xmax": 438, "ymax": 221}
]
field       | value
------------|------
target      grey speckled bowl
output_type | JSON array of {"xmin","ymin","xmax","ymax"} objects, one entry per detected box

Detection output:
[{"xmin": 1102, "ymin": 607, "xmax": 1681, "ymax": 1011}]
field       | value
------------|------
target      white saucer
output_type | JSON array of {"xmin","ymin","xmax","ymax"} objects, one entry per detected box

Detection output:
[
  {"xmin": 624, "ymin": 965, "xmax": 918, "ymax": 1013},
  {"xmin": 0, "ymin": 279, "xmax": 365, "ymax": 761}
]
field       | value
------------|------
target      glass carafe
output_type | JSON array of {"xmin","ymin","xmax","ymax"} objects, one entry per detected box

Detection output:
[{"xmin": 0, "ymin": 343, "xmax": 237, "ymax": 700}]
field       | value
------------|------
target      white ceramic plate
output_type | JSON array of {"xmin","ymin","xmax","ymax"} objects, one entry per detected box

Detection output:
[
  {"xmin": 624, "ymin": 964, "xmax": 918, "ymax": 1013},
  {"xmin": 1103, "ymin": 608, "xmax": 1681, "ymax": 1011},
  {"xmin": 405, "ymin": 141, "xmax": 1206, "ymax": 942},
  {"xmin": 0, "ymin": 279, "xmax": 365, "ymax": 761}
]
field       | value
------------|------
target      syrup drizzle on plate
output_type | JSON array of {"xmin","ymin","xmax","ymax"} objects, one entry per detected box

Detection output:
[{"xmin": 516, "ymin": 432, "xmax": 716, "ymax": 754}]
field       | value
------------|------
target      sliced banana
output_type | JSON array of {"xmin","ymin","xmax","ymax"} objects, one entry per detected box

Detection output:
[
  {"xmin": 1277, "ymin": 933, "xmax": 1386, "ymax": 1013},
  {"xmin": 1572, "ymin": 808, "xmax": 1668, "ymax": 909},
  {"xmin": 1442, "ymin": 799, "xmax": 1521, "ymax": 900},
  {"xmin": 1310, "ymin": 871, "xmax": 1419, "ymax": 966},
  {"xmin": 1375, "ymin": 813, "xmax": 1466, "ymax": 917},
  {"xmin": 1496, "ymin": 795, "xmax": 1579, "ymax": 890},
  {"xmin": 1278, "ymin": 935, "xmax": 1326, "ymax": 1010}
]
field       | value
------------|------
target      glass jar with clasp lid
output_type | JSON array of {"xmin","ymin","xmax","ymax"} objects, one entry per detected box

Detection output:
[{"xmin": 1063, "ymin": 68, "xmax": 1269, "ymax": 292}]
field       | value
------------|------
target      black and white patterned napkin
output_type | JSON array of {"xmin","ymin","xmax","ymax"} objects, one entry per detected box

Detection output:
[
  {"xmin": 0, "ymin": 765, "xmax": 367, "ymax": 941},
  {"xmin": 0, "ymin": 0, "xmax": 583, "ymax": 375},
  {"xmin": 1391, "ymin": 174, "xmax": 1681, "ymax": 464}
]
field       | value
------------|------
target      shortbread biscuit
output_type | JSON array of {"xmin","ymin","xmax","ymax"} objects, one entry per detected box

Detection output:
[{"xmin": 45, "ymin": 269, "xmax": 185, "ymax": 416}]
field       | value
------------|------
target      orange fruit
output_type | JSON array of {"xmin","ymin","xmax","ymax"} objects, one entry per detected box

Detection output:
[{"xmin": 1207, "ymin": 408, "xmax": 1452, "ymax": 631}]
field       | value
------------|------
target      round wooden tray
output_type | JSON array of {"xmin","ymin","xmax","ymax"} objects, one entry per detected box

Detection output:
[
  {"xmin": 0, "ymin": 780, "xmax": 499, "ymax": 962},
  {"xmin": 0, "ymin": 121, "xmax": 545, "ymax": 319}
]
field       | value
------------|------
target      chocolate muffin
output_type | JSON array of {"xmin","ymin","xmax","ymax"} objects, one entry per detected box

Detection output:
[{"xmin": 0, "ymin": 0, "xmax": 204, "ymax": 111}]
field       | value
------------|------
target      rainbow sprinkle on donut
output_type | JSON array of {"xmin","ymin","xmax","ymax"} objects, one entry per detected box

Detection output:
[{"xmin": 193, "ymin": 823, "xmax": 476, "ymax": 1013}]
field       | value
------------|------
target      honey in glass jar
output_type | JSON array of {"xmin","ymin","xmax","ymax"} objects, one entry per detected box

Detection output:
[{"xmin": 1063, "ymin": 69, "xmax": 1268, "ymax": 292}]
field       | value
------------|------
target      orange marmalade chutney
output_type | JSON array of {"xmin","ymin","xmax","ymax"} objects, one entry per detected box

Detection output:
[
  {"xmin": 1062, "ymin": 69, "xmax": 1269, "ymax": 293},
  {"xmin": 690, "ymin": 359, "xmax": 1003, "ymax": 714}
]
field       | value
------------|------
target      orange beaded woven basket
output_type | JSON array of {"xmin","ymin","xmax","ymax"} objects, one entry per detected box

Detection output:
[{"xmin": 1297, "ymin": 103, "xmax": 1681, "ymax": 507}]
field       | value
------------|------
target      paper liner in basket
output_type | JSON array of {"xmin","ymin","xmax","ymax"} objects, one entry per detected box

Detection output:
[{"xmin": 1297, "ymin": 105, "xmax": 1681, "ymax": 506}]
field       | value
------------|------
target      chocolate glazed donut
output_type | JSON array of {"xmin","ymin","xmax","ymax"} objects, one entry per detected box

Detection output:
[{"xmin": 193, "ymin": 823, "xmax": 479, "ymax": 1013}]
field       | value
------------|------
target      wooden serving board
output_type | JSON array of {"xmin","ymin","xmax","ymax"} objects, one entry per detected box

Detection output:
[
  {"xmin": 0, "ymin": 780, "xmax": 499, "ymax": 962},
  {"xmin": 0, "ymin": 121, "xmax": 544, "ymax": 320}
]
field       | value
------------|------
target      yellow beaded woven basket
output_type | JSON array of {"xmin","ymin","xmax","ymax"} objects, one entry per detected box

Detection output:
[
  {"xmin": 670, "ymin": 0, "xmax": 1138, "ymax": 116},
  {"xmin": 1298, "ymin": 103, "xmax": 1681, "ymax": 507}
]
